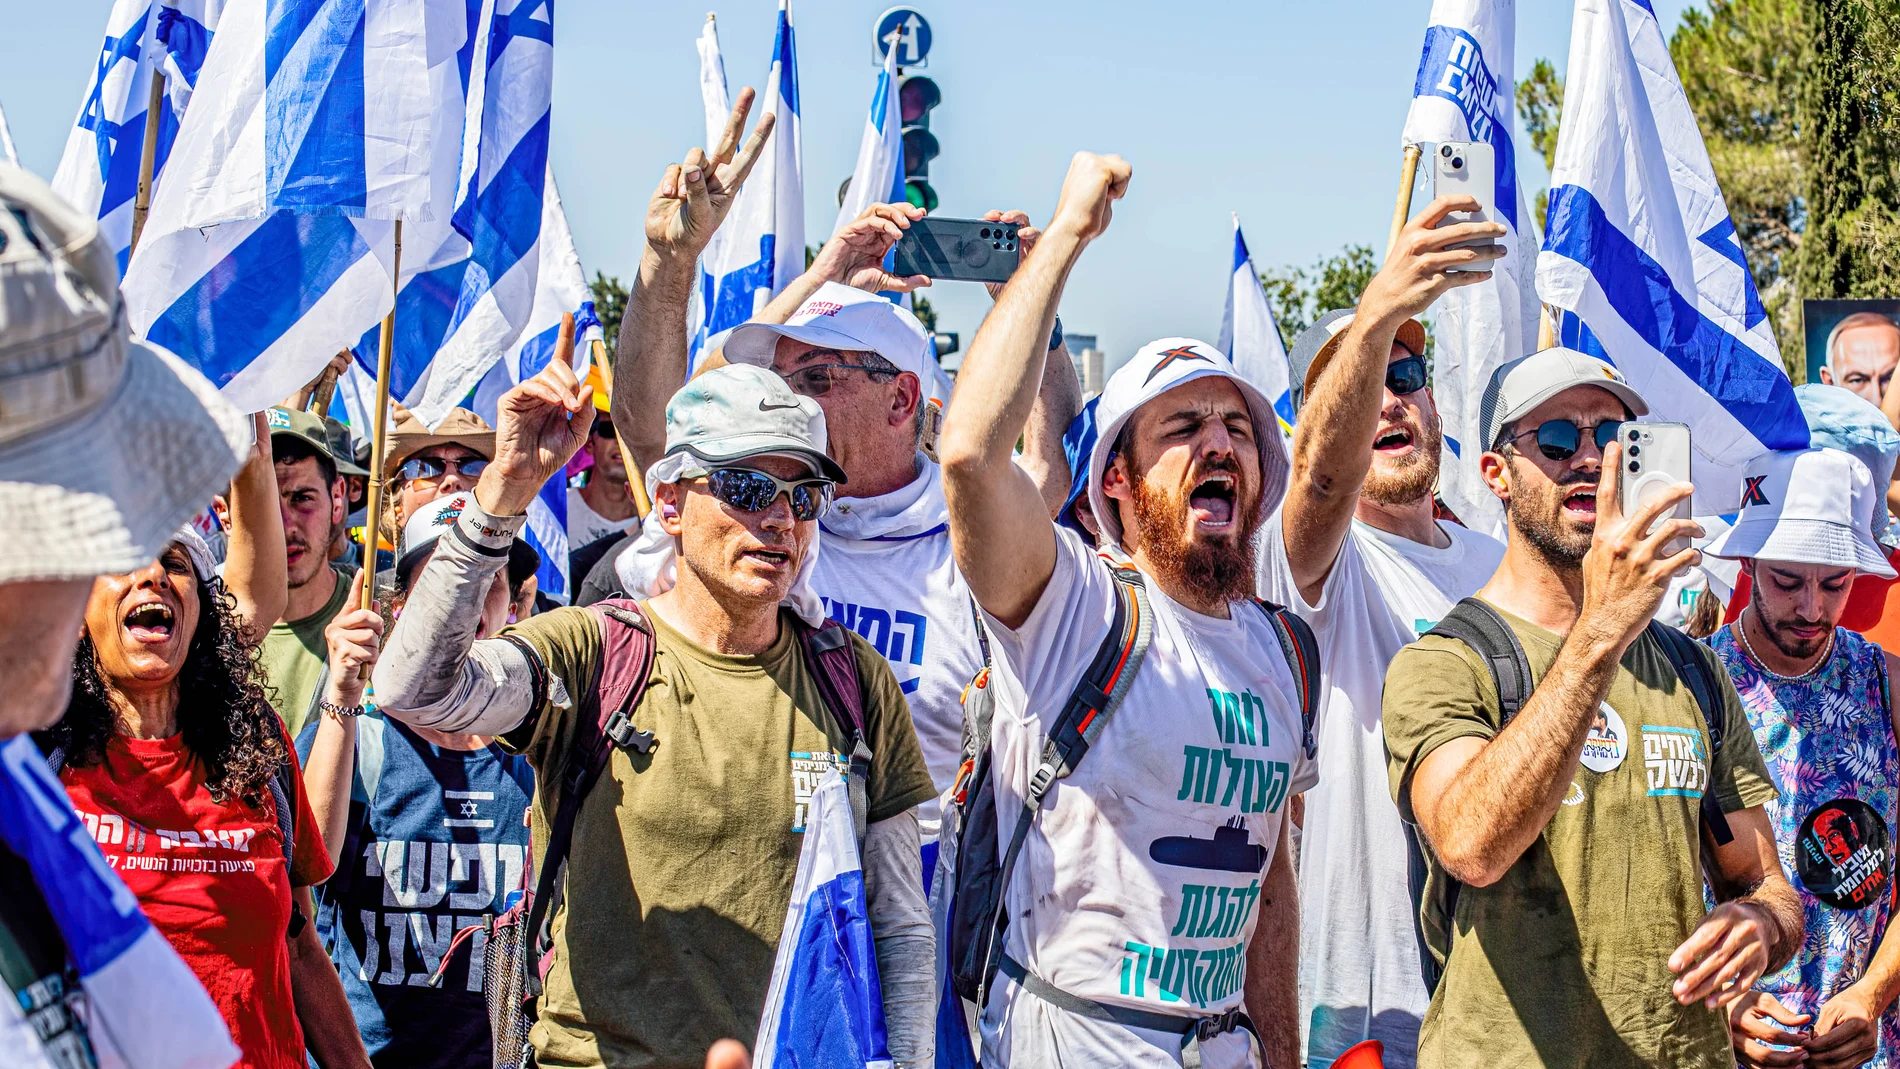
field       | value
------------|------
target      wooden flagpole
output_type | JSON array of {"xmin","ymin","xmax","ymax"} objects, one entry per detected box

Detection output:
[
  {"xmin": 1387, "ymin": 144, "xmax": 1423, "ymax": 258},
  {"xmin": 128, "ymin": 71, "xmax": 168, "ymax": 258},
  {"xmin": 592, "ymin": 338, "xmax": 650, "ymax": 519},
  {"xmin": 1537, "ymin": 305, "xmax": 1557, "ymax": 350},
  {"xmin": 360, "ymin": 221, "xmax": 402, "ymax": 610}
]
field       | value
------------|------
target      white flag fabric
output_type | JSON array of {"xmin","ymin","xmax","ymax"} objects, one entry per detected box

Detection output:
[
  {"xmin": 754, "ymin": 771, "xmax": 892, "ymax": 1069},
  {"xmin": 469, "ymin": 168, "xmax": 601, "ymax": 603},
  {"xmin": 1216, "ymin": 215, "xmax": 1293, "ymax": 437},
  {"xmin": 689, "ymin": 15, "xmax": 732, "ymax": 360},
  {"xmin": 692, "ymin": 0, "xmax": 802, "ymax": 364},
  {"xmin": 123, "ymin": 0, "xmax": 468, "ymax": 415},
  {"xmin": 1538, "ymin": 0, "xmax": 1807, "ymax": 511},
  {"xmin": 1399, "ymin": 0, "xmax": 1539, "ymax": 536},
  {"xmin": 52, "ymin": 0, "xmax": 226, "ymax": 275},
  {"xmin": 832, "ymin": 34, "xmax": 903, "ymax": 238}
]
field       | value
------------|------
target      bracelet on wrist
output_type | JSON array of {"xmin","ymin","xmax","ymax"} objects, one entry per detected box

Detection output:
[{"xmin": 320, "ymin": 699, "xmax": 368, "ymax": 720}]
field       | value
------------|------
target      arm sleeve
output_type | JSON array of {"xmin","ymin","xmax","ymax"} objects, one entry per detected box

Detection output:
[
  {"xmin": 1381, "ymin": 640, "xmax": 1500, "ymax": 822},
  {"xmin": 371, "ymin": 498, "xmax": 542, "ymax": 736},
  {"xmin": 863, "ymin": 810, "xmax": 935, "ymax": 1069},
  {"xmin": 977, "ymin": 525, "xmax": 1117, "ymax": 727},
  {"xmin": 1702, "ymin": 645, "xmax": 1778, "ymax": 813}
]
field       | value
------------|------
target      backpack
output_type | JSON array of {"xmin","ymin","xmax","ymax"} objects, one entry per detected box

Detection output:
[
  {"xmin": 1402, "ymin": 597, "xmax": 1730, "ymax": 994},
  {"xmin": 505, "ymin": 598, "xmax": 871, "ymax": 998},
  {"xmin": 939, "ymin": 564, "xmax": 1322, "ymax": 1011}
]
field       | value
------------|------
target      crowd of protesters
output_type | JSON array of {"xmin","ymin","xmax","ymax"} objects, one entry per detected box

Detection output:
[{"xmin": 12, "ymin": 85, "xmax": 1900, "ymax": 1069}]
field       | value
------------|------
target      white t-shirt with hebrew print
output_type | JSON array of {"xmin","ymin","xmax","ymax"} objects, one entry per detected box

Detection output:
[
  {"xmin": 1257, "ymin": 514, "xmax": 1503, "ymax": 1069},
  {"xmin": 979, "ymin": 525, "xmax": 1317, "ymax": 1058}
]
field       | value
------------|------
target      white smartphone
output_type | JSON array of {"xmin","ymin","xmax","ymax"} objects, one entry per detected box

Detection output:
[
  {"xmin": 1431, "ymin": 140, "xmax": 1500, "ymax": 271},
  {"xmin": 1617, "ymin": 422, "xmax": 1694, "ymax": 557}
]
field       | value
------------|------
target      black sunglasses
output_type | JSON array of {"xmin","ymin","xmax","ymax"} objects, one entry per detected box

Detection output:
[
  {"xmin": 399, "ymin": 455, "xmax": 489, "ymax": 482},
  {"xmin": 698, "ymin": 467, "xmax": 835, "ymax": 521},
  {"xmin": 592, "ymin": 417, "xmax": 617, "ymax": 439},
  {"xmin": 1386, "ymin": 354, "xmax": 1428, "ymax": 396},
  {"xmin": 1503, "ymin": 419, "xmax": 1623, "ymax": 462},
  {"xmin": 780, "ymin": 362, "xmax": 898, "ymax": 398}
]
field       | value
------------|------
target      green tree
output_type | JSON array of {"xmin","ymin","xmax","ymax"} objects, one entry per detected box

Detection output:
[
  {"xmin": 1258, "ymin": 244, "xmax": 1379, "ymax": 351},
  {"xmin": 1515, "ymin": 58, "xmax": 1564, "ymax": 225},
  {"xmin": 1796, "ymin": 0, "xmax": 1900, "ymax": 318},
  {"xmin": 588, "ymin": 271, "xmax": 629, "ymax": 355}
]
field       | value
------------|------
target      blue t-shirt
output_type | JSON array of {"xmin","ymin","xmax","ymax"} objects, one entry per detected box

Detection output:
[{"xmin": 296, "ymin": 713, "xmax": 534, "ymax": 1069}]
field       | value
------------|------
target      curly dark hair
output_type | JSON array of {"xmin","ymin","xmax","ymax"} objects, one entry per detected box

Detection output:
[{"xmin": 45, "ymin": 576, "xmax": 286, "ymax": 809}]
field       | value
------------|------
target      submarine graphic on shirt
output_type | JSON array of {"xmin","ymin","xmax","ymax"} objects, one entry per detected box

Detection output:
[{"xmin": 1149, "ymin": 817, "xmax": 1269, "ymax": 874}]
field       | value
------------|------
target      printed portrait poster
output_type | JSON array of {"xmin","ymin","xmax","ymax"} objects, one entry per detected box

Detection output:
[{"xmin": 1803, "ymin": 299, "xmax": 1900, "ymax": 389}]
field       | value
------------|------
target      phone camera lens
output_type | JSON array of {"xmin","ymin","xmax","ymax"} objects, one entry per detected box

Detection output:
[
  {"xmin": 993, "ymin": 241, "xmax": 1003, "ymax": 249},
  {"xmin": 1628, "ymin": 428, "xmax": 1640, "ymax": 441},
  {"xmin": 1441, "ymin": 144, "xmax": 1453, "ymax": 157},
  {"xmin": 1628, "ymin": 445, "xmax": 1640, "ymax": 457},
  {"xmin": 979, "ymin": 228, "xmax": 991, "ymax": 238},
  {"xmin": 1629, "ymin": 461, "xmax": 1641, "ymax": 473},
  {"xmin": 1450, "ymin": 156, "xmax": 1464, "ymax": 170}
]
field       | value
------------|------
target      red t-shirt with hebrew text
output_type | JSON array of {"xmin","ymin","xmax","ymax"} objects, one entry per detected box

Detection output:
[{"xmin": 60, "ymin": 726, "xmax": 333, "ymax": 1069}]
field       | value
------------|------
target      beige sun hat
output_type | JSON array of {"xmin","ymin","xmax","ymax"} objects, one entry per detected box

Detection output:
[{"xmin": 0, "ymin": 164, "xmax": 250, "ymax": 584}]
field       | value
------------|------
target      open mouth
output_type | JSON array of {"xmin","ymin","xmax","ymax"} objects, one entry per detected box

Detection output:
[
  {"xmin": 1562, "ymin": 485, "xmax": 1598, "ymax": 519},
  {"xmin": 124, "ymin": 601, "xmax": 176, "ymax": 643},
  {"xmin": 1189, "ymin": 474, "xmax": 1237, "ymax": 529},
  {"xmin": 1373, "ymin": 426, "xmax": 1414, "ymax": 453},
  {"xmin": 742, "ymin": 547, "xmax": 792, "ymax": 568}
]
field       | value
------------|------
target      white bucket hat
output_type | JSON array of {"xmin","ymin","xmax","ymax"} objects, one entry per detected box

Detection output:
[
  {"xmin": 0, "ymin": 165, "xmax": 250, "ymax": 584},
  {"xmin": 1087, "ymin": 337, "xmax": 1291, "ymax": 548},
  {"xmin": 1705, "ymin": 448, "xmax": 1897, "ymax": 578}
]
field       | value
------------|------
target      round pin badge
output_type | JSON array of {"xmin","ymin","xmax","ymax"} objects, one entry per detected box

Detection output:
[
  {"xmin": 1578, "ymin": 703, "xmax": 1628, "ymax": 774},
  {"xmin": 1796, "ymin": 797, "xmax": 1892, "ymax": 911}
]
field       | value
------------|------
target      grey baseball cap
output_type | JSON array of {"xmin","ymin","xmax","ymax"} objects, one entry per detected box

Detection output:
[
  {"xmin": 663, "ymin": 363, "xmax": 846, "ymax": 483},
  {"xmin": 1287, "ymin": 309, "xmax": 1428, "ymax": 413},
  {"xmin": 1480, "ymin": 347, "xmax": 1649, "ymax": 451}
]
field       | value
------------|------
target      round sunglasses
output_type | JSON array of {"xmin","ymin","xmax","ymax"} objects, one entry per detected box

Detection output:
[
  {"xmin": 398, "ymin": 454, "xmax": 489, "ymax": 482},
  {"xmin": 696, "ymin": 467, "xmax": 835, "ymax": 521},
  {"xmin": 1502, "ymin": 419, "xmax": 1624, "ymax": 461}
]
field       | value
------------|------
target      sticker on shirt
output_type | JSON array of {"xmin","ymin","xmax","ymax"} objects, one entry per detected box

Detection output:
[
  {"xmin": 1796, "ymin": 797, "xmax": 1892, "ymax": 911},
  {"xmin": 1641, "ymin": 725, "xmax": 1708, "ymax": 798},
  {"xmin": 1579, "ymin": 703, "xmax": 1628, "ymax": 773},
  {"xmin": 1149, "ymin": 817, "xmax": 1269, "ymax": 874},
  {"xmin": 790, "ymin": 751, "xmax": 849, "ymax": 832}
]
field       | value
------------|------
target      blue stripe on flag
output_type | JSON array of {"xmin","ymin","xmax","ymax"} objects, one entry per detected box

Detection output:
[
  {"xmin": 264, "ymin": 0, "xmax": 369, "ymax": 212},
  {"xmin": 1412, "ymin": 25, "xmax": 1517, "ymax": 231},
  {"xmin": 708, "ymin": 235, "xmax": 777, "ymax": 336},
  {"xmin": 460, "ymin": 111, "xmax": 551, "ymax": 292},
  {"xmin": 353, "ymin": 258, "xmax": 474, "ymax": 399},
  {"xmin": 774, "ymin": 9, "xmax": 799, "ymax": 118},
  {"xmin": 146, "ymin": 213, "xmax": 372, "ymax": 388},
  {"xmin": 1232, "ymin": 227, "xmax": 1250, "ymax": 273},
  {"xmin": 773, "ymin": 869, "xmax": 884, "ymax": 1066},
  {"xmin": 515, "ymin": 300, "xmax": 599, "ymax": 382},
  {"xmin": 1544, "ymin": 184, "xmax": 1806, "ymax": 448},
  {"xmin": 156, "ymin": 7, "xmax": 215, "ymax": 85}
]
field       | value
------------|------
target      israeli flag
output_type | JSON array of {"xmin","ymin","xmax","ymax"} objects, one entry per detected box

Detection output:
[
  {"xmin": 1400, "ymin": 0, "xmax": 1540, "ymax": 535},
  {"xmin": 833, "ymin": 32, "xmax": 903, "ymax": 238},
  {"xmin": 1216, "ymin": 215, "xmax": 1293, "ymax": 436},
  {"xmin": 123, "ymin": 0, "xmax": 468, "ymax": 415},
  {"xmin": 52, "ymin": 0, "xmax": 225, "ymax": 276},
  {"xmin": 754, "ymin": 770, "xmax": 891, "ymax": 1069},
  {"xmin": 469, "ymin": 169, "xmax": 601, "ymax": 603},
  {"xmin": 688, "ymin": 14, "xmax": 733, "ymax": 356},
  {"xmin": 0, "ymin": 736, "xmax": 239, "ymax": 1069},
  {"xmin": 1539, "ymin": 0, "xmax": 1808, "ymax": 510},
  {"xmin": 692, "ymin": 0, "xmax": 803, "ymax": 363}
]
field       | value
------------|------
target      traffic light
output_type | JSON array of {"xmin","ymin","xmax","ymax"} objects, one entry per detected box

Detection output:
[{"xmin": 899, "ymin": 73, "xmax": 940, "ymax": 212}]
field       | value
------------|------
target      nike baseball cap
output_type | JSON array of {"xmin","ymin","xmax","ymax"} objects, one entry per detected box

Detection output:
[
  {"xmin": 1088, "ymin": 337, "xmax": 1290, "ymax": 547},
  {"xmin": 1287, "ymin": 308, "xmax": 1428, "ymax": 413},
  {"xmin": 663, "ymin": 363, "xmax": 847, "ymax": 483},
  {"xmin": 1480, "ymin": 347, "xmax": 1649, "ymax": 452},
  {"xmin": 723, "ymin": 281, "xmax": 932, "ymax": 381}
]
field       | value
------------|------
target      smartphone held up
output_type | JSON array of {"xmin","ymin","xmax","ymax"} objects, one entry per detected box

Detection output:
[
  {"xmin": 1432, "ymin": 140, "xmax": 1502, "ymax": 271},
  {"xmin": 893, "ymin": 216, "xmax": 1023, "ymax": 284}
]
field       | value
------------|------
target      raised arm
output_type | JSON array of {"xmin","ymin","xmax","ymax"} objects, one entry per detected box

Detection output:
[
  {"xmin": 1281, "ymin": 196, "xmax": 1502, "ymax": 603},
  {"xmin": 614, "ymin": 90, "xmax": 774, "ymax": 470},
  {"xmin": 940, "ymin": 153, "xmax": 1129, "ymax": 628},
  {"xmin": 302, "ymin": 570, "xmax": 382, "ymax": 870},
  {"xmin": 1406, "ymin": 455, "xmax": 1700, "ymax": 886},
  {"xmin": 374, "ymin": 319, "xmax": 592, "ymax": 734},
  {"xmin": 743, "ymin": 202, "xmax": 930, "ymax": 331},
  {"xmin": 980, "ymin": 209, "xmax": 1086, "ymax": 518},
  {"xmin": 223, "ymin": 411, "xmax": 288, "ymax": 642}
]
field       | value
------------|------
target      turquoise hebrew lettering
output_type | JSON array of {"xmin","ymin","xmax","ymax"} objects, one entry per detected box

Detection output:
[
  {"xmin": 1204, "ymin": 687, "xmax": 1270, "ymax": 746},
  {"xmin": 1177, "ymin": 747, "xmax": 1294, "ymax": 813}
]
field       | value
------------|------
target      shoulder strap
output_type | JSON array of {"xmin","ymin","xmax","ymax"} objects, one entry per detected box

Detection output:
[
  {"xmin": 1255, "ymin": 601, "xmax": 1320, "ymax": 761},
  {"xmin": 793, "ymin": 615, "xmax": 873, "ymax": 837},
  {"xmin": 267, "ymin": 756, "xmax": 305, "ymax": 941},
  {"xmin": 1425, "ymin": 598, "xmax": 1534, "ymax": 725},
  {"xmin": 1646, "ymin": 621, "xmax": 1735, "ymax": 846},
  {"xmin": 524, "ymin": 599, "xmax": 657, "ymax": 988},
  {"xmin": 976, "ymin": 564, "xmax": 1154, "ymax": 1007}
]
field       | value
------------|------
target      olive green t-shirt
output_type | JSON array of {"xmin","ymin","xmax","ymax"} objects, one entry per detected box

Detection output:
[
  {"xmin": 499, "ymin": 605, "xmax": 936, "ymax": 1069},
  {"xmin": 1382, "ymin": 605, "xmax": 1777, "ymax": 1069},
  {"xmin": 258, "ymin": 564, "xmax": 356, "ymax": 737}
]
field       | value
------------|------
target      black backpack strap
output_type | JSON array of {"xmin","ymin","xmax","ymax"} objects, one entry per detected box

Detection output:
[
  {"xmin": 975, "ymin": 565, "xmax": 1154, "ymax": 1007},
  {"xmin": 1647, "ymin": 621, "xmax": 1734, "ymax": 846},
  {"xmin": 267, "ymin": 757, "xmax": 305, "ymax": 941},
  {"xmin": 1425, "ymin": 598, "xmax": 1534, "ymax": 724},
  {"xmin": 1254, "ymin": 601, "xmax": 1320, "ymax": 761}
]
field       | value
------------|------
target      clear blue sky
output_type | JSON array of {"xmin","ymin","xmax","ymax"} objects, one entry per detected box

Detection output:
[{"xmin": 2, "ymin": 0, "xmax": 1696, "ymax": 370}]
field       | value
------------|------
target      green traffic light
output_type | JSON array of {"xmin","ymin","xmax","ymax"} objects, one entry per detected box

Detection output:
[{"xmin": 905, "ymin": 180, "xmax": 939, "ymax": 213}]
